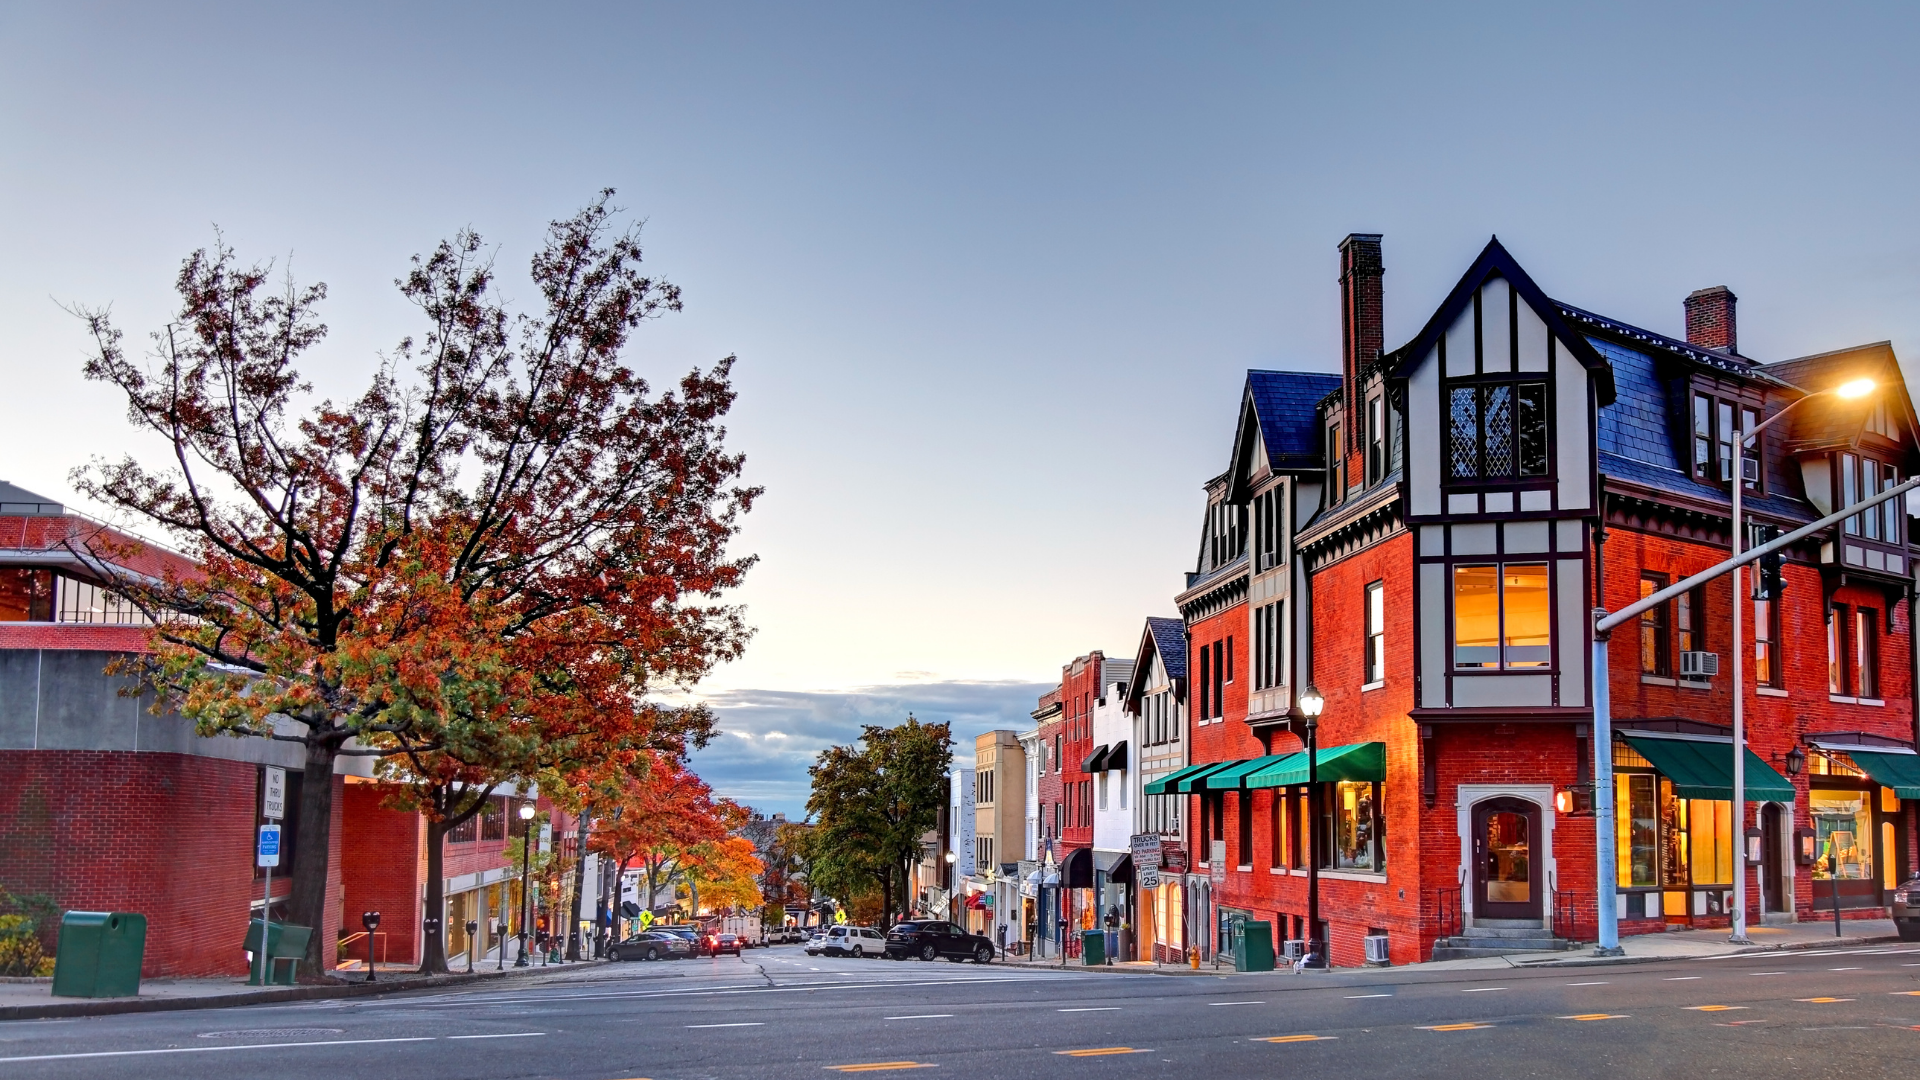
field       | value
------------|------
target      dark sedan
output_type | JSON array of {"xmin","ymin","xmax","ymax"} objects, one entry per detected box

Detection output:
[
  {"xmin": 607, "ymin": 931, "xmax": 693, "ymax": 962},
  {"xmin": 883, "ymin": 920, "xmax": 995, "ymax": 963}
]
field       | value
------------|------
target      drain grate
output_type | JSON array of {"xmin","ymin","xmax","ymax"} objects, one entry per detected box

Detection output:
[{"xmin": 197, "ymin": 1028, "xmax": 346, "ymax": 1039}]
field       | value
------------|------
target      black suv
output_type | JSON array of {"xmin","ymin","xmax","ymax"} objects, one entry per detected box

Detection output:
[{"xmin": 884, "ymin": 920, "xmax": 995, "ymax": 963}]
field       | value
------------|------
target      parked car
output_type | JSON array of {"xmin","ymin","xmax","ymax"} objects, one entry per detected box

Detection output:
[
  {"xmin": 607, "ymin": 931, "xmax": 693, "ymax": 962},
  {"xmin": 814, "ymin": 924, "xmax": 885, "ymax": 957},
  {"xmin": 803, "ymin": 929, "xmax": 831, "ymax": 955},
  {"xmin": 884, "ymin": 920, "xmax": 996, "ymax": 963},
  {"xmin": 654, "ymin": 926, "xmax": 708, "ymax": 955},
  {"xmin": 706, "ymin": 933, "xmax": 743, "ymax": 956},
  {"xmin": 1894, "ymin": 877, "xmax": 1920, "ymax": 941}
]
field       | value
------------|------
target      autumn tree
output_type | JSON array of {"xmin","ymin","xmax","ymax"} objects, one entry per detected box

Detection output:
[
  {"xmin": 586, "ymin": 752, "xmax": 733, "ymax": 922},
  {"xmin": 72, "ymin": 193, "xmax": 757, "ymax": 969},
  {"xmin": 805, "ymin": 715, "xmax": 952, "ymax": 923}
]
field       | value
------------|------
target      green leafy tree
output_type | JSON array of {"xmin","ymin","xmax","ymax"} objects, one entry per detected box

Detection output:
[{"xmin": 805, "ymin": 715, "xmax": 951, "ymax": 924}]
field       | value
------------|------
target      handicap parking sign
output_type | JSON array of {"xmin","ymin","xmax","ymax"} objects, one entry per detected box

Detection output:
[{"xmin": 257, "ymin": 824, "xmax": 281, "ymax": 868}]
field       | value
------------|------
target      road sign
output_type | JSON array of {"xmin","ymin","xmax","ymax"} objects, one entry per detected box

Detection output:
[
  {"xmin": 638, "ymin": 909, "xmax": 654, "ymax": 930},
  {"xmin": 263, "ymin": 767, "xmax": 286, "ymax": 821},
  {"xmin": 257, "ymin": 824, "xmax": 282, "ymax": 868}
]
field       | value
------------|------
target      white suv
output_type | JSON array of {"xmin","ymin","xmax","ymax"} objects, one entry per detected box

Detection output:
[{"xmin": 815, "ymin": 925, "xmax": 885, "ymax": 958}]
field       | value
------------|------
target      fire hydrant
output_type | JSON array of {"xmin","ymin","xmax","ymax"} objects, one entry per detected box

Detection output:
[{"xmin": 1188, "ymin": 945, "xmax": 1200, "ymax": 970}]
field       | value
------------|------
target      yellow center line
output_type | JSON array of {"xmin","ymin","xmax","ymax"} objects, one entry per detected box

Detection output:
[
  {"xmin": 1053, "ymin": 1048, "xmax": 1149, "ymax": 1057},
  {"xmin": 1685, "ymin": 1005, "xmax": 1748, "ymax": 1012},
  {"xmin": 1254, "ymin": 1034, "xmax": 1337, "ymax": 1043},
  {"xmin": 1798, "ymin": 997, "xmax": 1854, "ymax": 1003},
  {"xmin": 825, "ymin": 1063, "xmax": 937, "ymax": 1073},
  {"xmin": 1423, "ymin": 1023, "xmax": 1493, "ymax": 1031},
  {"xmin": 1560, "ymin": 1014, "xmax": 1629, "ymax": 1021}
]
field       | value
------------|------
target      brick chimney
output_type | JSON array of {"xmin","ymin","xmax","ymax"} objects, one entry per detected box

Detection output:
[
  {"xmin": 1684, "ymin": 285, "xmax": 1737, "ymax": 353},
  {"xmin": 1339, "ymin": 234, "xmax": 1384, "ymax": 434}
]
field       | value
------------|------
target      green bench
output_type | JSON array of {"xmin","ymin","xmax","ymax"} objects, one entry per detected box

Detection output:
[{"xmin": 244, "ymin": 919, "xmax": 313, "ymax": 986}]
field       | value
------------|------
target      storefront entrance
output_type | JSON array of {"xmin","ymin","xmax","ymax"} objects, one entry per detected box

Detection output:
[
  {"xmin": 1473, "ymin": 797, "xmax": 1541, "ymax": 920},
  {"xmin": 1760, "ymin": 802, "xmax": 1789, "ymax": 915}
]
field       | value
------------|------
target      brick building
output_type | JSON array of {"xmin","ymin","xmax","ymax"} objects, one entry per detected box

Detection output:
[
  {"xmin": 0, "ymin": 482, "xmax": 558, "ymax": 975},
  {"xmin": 1141, "ymin": 235, "xmax": 1919, "ymax": 968}
]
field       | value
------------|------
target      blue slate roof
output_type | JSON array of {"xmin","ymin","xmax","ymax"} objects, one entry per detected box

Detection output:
[
  {"xmin": 1146, "ymin": 616, "xmax": 1187, "ymax": 681},
  {"xmin": 1247, "ymin": 370, "xmax": 1342, "ymax": 470}
]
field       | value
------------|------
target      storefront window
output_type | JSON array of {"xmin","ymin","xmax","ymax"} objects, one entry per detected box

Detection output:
[
  {"xmin": 1328, "ymin": 781, "xmax": 1376, "ymax": 871},
  {"xmin": 1811, "ymin": 789, "xmax": 1873, "ymax": 881},
  {"xmin": 1686, "ymin": 799, "xmax": 1733, "ymax": 886},
  {"xmin": 1616, "ymin": 773, "xmax": 1657, "ymax": 887}
]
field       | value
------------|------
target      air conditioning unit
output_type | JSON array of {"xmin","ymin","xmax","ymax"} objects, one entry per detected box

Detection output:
[
  {"xmin": 1281, "ymin": 939, "xmax": 1305, "ymax": 960},
  {"xmin": 1363, "ymin": 934, "xmax": 1390, "ymax": 966},
  {"xmin": 1680, "ymin": 651, "xmax": 1719, "ymax": 678},
  {"xmin": 1741, "ymin": 457, "xmax": 1760, "ymax": 484}
]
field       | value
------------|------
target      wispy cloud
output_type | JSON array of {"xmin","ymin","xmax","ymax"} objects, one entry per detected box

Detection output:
[{"xmin": 686, "ymin": 680, "xmax": 1053, "ymax": 818}]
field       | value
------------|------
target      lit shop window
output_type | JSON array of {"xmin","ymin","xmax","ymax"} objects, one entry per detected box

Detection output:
[
  {"xmin": 1811, "ymin": 789, "xmax": 1873, "ymax": 884},
  {"xmin": 1452, "ymin": 564, "xmax": 1549, "ymax": 669}
]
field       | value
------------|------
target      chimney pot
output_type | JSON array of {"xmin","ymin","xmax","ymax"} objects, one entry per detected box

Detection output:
[{"xmin": 1684, "ymin": 285, "xmax": 1737, "ymax": 353}]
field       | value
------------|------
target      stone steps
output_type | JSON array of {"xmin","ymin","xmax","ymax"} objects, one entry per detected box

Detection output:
[{"xmin": 1429, "ymin": 925, "xmax": 1577, "ymax": 961}]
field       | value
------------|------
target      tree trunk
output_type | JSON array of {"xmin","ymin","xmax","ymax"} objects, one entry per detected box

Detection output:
[
  {"xmin": 420, "ymin": 815, "xmax": 449, "ymax": 974},
  {"xmin": 289, "ymin": 738, "xmax": 341, "ymax": 973},
  {"xmin": 566, "ymin": 815, "xmax": 589, "ymax": 960}
]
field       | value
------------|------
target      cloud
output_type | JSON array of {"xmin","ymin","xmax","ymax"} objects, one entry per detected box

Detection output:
[{"xmin": 686, "ymin": 679, "xmax": 1054, "ymax": 819}]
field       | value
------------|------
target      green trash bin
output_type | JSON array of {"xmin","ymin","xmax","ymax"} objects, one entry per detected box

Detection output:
[
  {"xmin": 51, "ymin": 911, "xmax": 147, "ymax": 998},
  {"xmin": 1080, "ymin": 928, "xmax": 1105, "ymax": 966},
  {"xmin": 1236, "ymin": 920, "xmax": 1275, "ymax": 973}
]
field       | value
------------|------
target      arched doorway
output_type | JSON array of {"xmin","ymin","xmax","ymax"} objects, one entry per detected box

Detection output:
[
  {"xmin": 1761, "ymin": 802, "xmax": 1789, "ymax": 914},
  {"xmin": 1473, "ymin": 797, "xmax": 1542, "ymax": 921}
]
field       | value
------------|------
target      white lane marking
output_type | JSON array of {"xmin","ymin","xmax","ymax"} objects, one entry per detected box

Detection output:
[
  {"xmin": 446, "ymin": 1033, "xmax": 545, "ymax": 1040},
  {"xmin": 1345, "ymin": 993, "xmax": 1391, "ymax": 999},
  {"xmin": 0, "ymin": 1037, "xmax": 434, "ymax": 1064},
  {"xmin": 1666, "ymin": 976, "xmax": 1702, "ymax": 981},
  {"xmin": 1566, "ymin": 981, "xmax": 1609, "ymax": 986},
  {"xmin": 1748, "ymin": 972, "xmax": 1788, "ymax": 976},
  {"xmin": 1830, "ymin": 967, "xmax": 1863, "ymax": 971},
  {"xmin": 686, "ymin": 1022, "xmax": 766, "ymax": 1029},
  {"xmin": 1460, "ymin": 987, "xmax": 1508, "ymax": 992},
  {"xmin": 886, "ymin": 1014, "xmax": 955, "ymax": 1020},
  {"xmin": 1208, "ymin": 1001, "xmax": 1266, "ymax": 1006},
  {"xmin": 1059, "ymin": 1007, "xmax": 1122, "ymax": 1012}
]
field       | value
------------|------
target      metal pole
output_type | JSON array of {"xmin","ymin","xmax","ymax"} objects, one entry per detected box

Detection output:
[
  {"xmin": 1592, "ymin": 622, "xmax": 1622, "ymax": 955},
  {"xmin": 1306, "ymin": 721, "xmax": 1321, "ymax": 968},
  {"xmin": 516, "ymin": 819, "xmax": 532, "ymax": 967},
  {"xmin": 257, "ymin": 858, "xmax": 271, "ymax": 986},
  {"xmin": 1731, "ymin": 432, "xmax": 1750, "ymax": 945}
]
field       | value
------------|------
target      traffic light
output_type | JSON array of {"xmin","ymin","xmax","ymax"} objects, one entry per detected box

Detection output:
[{"xmin": 1752, "ymin": 525, "xmax": 1786, "ymax": 600}]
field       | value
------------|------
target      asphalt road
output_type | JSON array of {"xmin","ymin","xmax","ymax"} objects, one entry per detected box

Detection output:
[{"xmin": 5, "ymin": 942, "xmax": 1920, "ymax": 1079}]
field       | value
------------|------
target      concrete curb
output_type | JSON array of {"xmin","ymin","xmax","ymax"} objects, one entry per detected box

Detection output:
[
  {"xmin": 0, "ymin": 960, "xmax": 614, "ymax": 1022},
  {"xmin": 1506, "ymin": 932, "xmax": 1904, "ymax": 968}
]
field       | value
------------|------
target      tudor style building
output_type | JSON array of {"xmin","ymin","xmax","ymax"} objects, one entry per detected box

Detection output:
[{"xmin": 1143, "ymin": 235, "xmax": 1919, "ymax": 967}]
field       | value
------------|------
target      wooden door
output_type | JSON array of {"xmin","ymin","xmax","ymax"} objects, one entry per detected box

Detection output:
[{"xmin": 1473, "ymin": 797, "xmax": 1542, "ymax": 921}]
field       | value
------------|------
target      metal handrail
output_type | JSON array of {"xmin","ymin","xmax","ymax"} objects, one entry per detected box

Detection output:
[
  {"xmin": 1435, "ymin": 887, "xmax": 1462, "ymax": 939},
  {"xmin": 336, "ymin": 931, "xmax": 388, "ymax": 964}
]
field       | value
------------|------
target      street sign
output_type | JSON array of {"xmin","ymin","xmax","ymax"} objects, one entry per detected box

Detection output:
[
  {"xmin": 1209, "ymin": 839, "xmax": 1226, "ymax": 887},
  {"xmin": 257, "ymin": 824, "xmax": 282, "ymax": 868},
  {"xmin": 263, "ymin": 767, "xmax": 286, "ymax": 821},
  {"xmin": 637, "ymin": 909, "xmax": 654, "ymax": 930},
  {"xmin": 1138, "ymin": 864, "xmax": 1160, "ymax": 890}
]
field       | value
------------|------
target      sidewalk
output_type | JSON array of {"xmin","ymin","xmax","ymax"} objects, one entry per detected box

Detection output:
[
  {"xmin": 1415, "ymin": 918, "xmax": 1905, "ymax": 971},
  {"xmin": 0, "ymin": 956, "xmax": 615, "ymax": 1022}
]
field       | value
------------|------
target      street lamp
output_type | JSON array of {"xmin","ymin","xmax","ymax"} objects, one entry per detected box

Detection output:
[
  {"xmin": 1296, "ymin": 685, "xmax": 1325, "ymax": 969},
  {"xmin": 516, "ymin": 801, "xmax": 537, "ymax": 968},
  {"xmin": 1728, "ymin": 377, "xmax": 1874, "ymax": 944}
]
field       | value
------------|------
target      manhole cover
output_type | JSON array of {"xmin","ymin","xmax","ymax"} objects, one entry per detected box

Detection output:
[{"xmin": 197, "ymin": 1028, "xmax": 345, "ymax": 1039}]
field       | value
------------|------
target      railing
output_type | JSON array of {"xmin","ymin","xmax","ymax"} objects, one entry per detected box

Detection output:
[
  {"xmin": 335, "ymin": 931, "xmax": 389, "ymax": 966},
  {"xmin": 1434, "ymin": 887, "xmax": 1462, "ymax": 939},
  {"xmin": 1552, "ymin": 890, "xmax": 1580, "ymax": 942}
]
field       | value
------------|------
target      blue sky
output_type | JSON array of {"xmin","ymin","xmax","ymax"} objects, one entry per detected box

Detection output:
[{"xmin": 5, "ymin": 3, "xmax": 1919, "ymax": 815}]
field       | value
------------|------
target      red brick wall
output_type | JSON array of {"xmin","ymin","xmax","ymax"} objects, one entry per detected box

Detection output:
[
  {"xmin": 339, "ymin": 782, "xmax": 424, "ymax": 967},
  {"xmin": 0, "ymin": 750, "xmax": 260, "ymax": 977}
]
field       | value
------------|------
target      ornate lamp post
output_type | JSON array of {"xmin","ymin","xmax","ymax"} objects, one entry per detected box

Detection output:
[
  {"xmin": 1297, "ymin": 685, "xmax": 1325, "ymax": 969},
  {"xmin": 516, "ymin": 801, "xmax": 537, "ymax": 967}
]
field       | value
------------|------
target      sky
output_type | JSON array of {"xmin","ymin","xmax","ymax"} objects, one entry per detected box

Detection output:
[{"xmin": 5, "ymin": 3, "xmax": 1920, "ymax": 815}]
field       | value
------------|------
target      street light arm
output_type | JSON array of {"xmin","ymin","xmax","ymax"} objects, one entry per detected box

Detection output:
[{"xmin": 1598, "ymin": 473, "xmax": 1920, "ymax": 633}]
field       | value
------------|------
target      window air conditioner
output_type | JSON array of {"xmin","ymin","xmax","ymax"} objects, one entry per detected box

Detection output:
[
  {"xmin": 1740, "ymin": 457, "xmax": 1760, "ymax": 484},
  {"xmin": 1680, "ymin": 651, "xmax": 1719, "ymax": 679},
  {"xmin": 1363, "ymin": 934, "xmax": 1390, "ymax": 965},
  {"xmin": 1281, "ymin": 939, "xmax": 1305, "ymax": 960}
]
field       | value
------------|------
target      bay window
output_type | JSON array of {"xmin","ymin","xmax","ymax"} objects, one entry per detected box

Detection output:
[{"xmin": 1453, "ymin": 563, "xmax": 1550, "ymax": 669}]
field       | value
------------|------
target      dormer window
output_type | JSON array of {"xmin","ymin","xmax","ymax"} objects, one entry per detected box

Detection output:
[
  {"xmin": 1838, "ymin": 452, "xmax": 1903, "ymax": 544},
  {"xmin": 1326, "ymin": 421, "xmax": 1344, "ymax": 505},
  {"xmin": 1690, "ymin": 392, "xmax": 1761, "ymax": 491},
  {"xmin": 1448, "ymin": 381, "xmax": 1547, "ymax": 481}
]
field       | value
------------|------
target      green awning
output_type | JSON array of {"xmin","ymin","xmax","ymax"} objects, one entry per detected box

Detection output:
[
  {"xmin": 1843, "ymin": 749, "xmax": 1920, "ymax": 800},
  {"xmin": 1142, "ymin": 762, "xmax": 1222, "ymax": 796},
  {"xmin": 1620, "ymin": 735, "xmax": 1795, "ymax": 802},
  {"xmin": 1246, "ymin": 742, "xmax": 1386, "ymax": 789},
  {"xmin": 1174, "ymin": 761, "xmax": 1237, "ymax": 792},
  {"xmin": 1206, "ymin": 753, "xmax": 1303, "ymax": 790}
]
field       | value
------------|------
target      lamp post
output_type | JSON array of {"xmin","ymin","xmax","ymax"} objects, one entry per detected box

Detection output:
[
  {"xmin": 1297, "ymin": 684, "xmax": 1325, "ymax": 969},
  {"xmin": 516, "ymin": 801, "xmax": 537, "ymax": 968},
  {"xmin": 1728, "ymin": 376, "xmax": 1874, "ymax": 944},
  {"xmin": 944, "ymin": 850, "xmax": 958, "ymax": 924}
]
